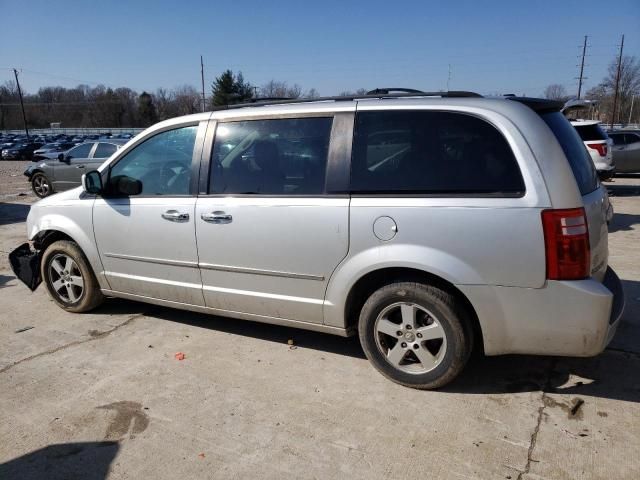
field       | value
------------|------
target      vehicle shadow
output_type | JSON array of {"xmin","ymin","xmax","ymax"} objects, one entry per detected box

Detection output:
[
  {"xmin": 0, "ymin": 274, "xmax": 16, "ymax": 288},
  {"xmin": 608, "ymin": 212, "xmax": 640, "ymax": 232},
  {"xmin": 605, "ymin": 183, "xmax": 640, "ymax": 197},
  {"xmin": 96, "ymin": 298, "xmax": 367, "ymax": 360},
  {"xmin": 0, "ymin": 441, "xmax": 119, "ymax": 480},
  {"xmin": 0, "ymin": 203, "xmax": 30, "ymax": 225}
]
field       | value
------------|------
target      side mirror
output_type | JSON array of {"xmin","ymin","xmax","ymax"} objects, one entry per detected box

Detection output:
[
  {"xmin": 57, "ymin": 153, "xmax": 65, "ymax": 161},
  {"xmin": 82, "ymin": 170, "xmax": 103, "ymax": 195},
  {"xmin": 111, "ymin": 175, "xmax": 143, "ymax": 196}
]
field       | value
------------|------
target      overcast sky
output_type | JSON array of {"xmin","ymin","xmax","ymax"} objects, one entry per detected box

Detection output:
[{"xmin": 1, "ymin": 0, "xmax": 639, "ymax": 97}]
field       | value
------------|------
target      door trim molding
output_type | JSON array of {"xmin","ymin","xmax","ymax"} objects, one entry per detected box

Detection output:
[
  {"xmin": 198, "ymin": 262, "xmax": 325, "ymax": 281},
  {"xmin": 104, "ymin": 252, "xmax": 198, "ymax": 268},
  {"xmin": 103, "ymin": 252, "xmax": 324, "ymax": 281}
]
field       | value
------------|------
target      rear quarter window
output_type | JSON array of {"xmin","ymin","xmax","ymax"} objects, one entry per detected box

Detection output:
[
  {"xmin": 350, "ymin": 110, "xmax": 525, "ymax": 195},
  {"xmin": 542, "ymin": 113, "xmax": 598, "ymax": 195},
  {"xmin": 573, "ymin": 123, "xmax": 607, "ymax": 141}
]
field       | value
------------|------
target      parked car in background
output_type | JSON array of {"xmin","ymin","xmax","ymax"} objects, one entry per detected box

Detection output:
[
  {"xmin": 1, "ymin": 142, "xmax": 44, "ymax": 160},
  {"xmin": 608, "ymin": 130, "xmax": 640, "ymax": 174},
  {"xmin": 570, "ymin": 120, "xmax": 614, "ymax": 180},
  {"xmin": 12, "ymin": 92, "xmax": 624, "ymax": 390},
  {"xmin": 32, "ymin": 142, "xmax": 77, "ymax": 161},
  {"xmin": 25, "ymin": 140, "xmax": 127, "ymax": 197}
]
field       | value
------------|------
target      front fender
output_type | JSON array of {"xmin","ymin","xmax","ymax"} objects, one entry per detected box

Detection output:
[
  {"xmin": 323, "ymin": 243, "xmax": 483, "ymax": 328},
  {"xmin": 27, "ymin": 200, "xmax": 109, "ymax": 290}
]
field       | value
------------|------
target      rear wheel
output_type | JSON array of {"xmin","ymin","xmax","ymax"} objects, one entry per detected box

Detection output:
[
  {"xmin": 31, "ymin": 173, "xmax": 52, "ymax": 198},
  {"xmin": 41, "ymin": 240, "xmax": 104, "ymax": 312},
  {"xmin": 358, "ymin": 282, "xmax": 472, "ymax": 389}
]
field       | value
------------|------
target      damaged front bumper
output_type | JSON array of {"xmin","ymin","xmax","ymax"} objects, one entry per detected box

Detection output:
[{"xmin": 8, "ymin": 243, "xmax": 42, "ymax": 291}]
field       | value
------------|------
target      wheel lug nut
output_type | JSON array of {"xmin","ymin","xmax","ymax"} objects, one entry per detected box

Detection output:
[
  {"xmin": 396, "ymin": 331, "xmax": 403, "ymax": 336},
  {"xmin": 406, "ymin": 325, "xmax": 412, "ymax": 330},
  {"xmin": 417, "ymin": 333, "xmax": 423, "ymax": 338},
  {"xmin": 401, "ymin": 342, "xmax": 407, "ymax": 348},
  {"xmin": 413, "ymin": 344, "xmax": 419, "ymax": 349}
]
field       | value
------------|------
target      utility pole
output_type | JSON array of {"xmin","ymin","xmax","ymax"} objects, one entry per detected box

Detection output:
[
  {"xmin": 200, "ymin": 56, "xmax": 206, "ymax": 112},
  {"xmin": 577, "ymin": 35, "xmax": 588, "ymax": 98},
  {"xmin": 12, "ymin": 68, "xmax": 29, "ymax": 138},
  {"xmin": 629, "ymin": 94, "xmax": 636, "ymax": 125},
  {"xmin": 610, "ymin": 34, "xmax": 625, "ymax": 128},
  {"xmin": 446, "ymin": 64, "xmax": 451, "ymax": 91}
]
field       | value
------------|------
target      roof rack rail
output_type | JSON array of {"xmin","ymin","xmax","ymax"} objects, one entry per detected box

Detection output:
[
  {"xmin": 367, "ymin": 88, "xmax": 425, "ymax": 95},
  {"xmin": 211, "ymin": 90, "xmax": 483, "ymax": 111}
]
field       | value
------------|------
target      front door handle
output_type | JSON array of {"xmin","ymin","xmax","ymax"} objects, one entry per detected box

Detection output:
[
  {"xmin": 201, "ymin": 211, "xmax": 232, "ymax": 224},
  {"xmin": 162, "ymin": 210, "xmax": 190, "ymax": 222},
  {"xmin": 76, "ymin": 165, "xmax": 85, "ymax": 169}
]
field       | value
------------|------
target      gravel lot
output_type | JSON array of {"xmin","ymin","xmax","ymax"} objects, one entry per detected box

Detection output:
[
  {"xmin": 0, "ymin": 162, "xmax": 639, "ymax": 479},
  {"xmin": 0, "ymin": 160, "xmax": 38, "ymax": 204}
]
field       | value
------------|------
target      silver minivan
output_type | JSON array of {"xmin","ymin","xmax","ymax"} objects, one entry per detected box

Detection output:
[{"xmin": 10, "ymin": 91, "xmax": 625, "ymax": 389}]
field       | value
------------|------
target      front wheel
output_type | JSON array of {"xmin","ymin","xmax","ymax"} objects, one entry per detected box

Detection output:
[
  {"xmin": 41, "ymin": 240, "xmax": 104, "ymax": 312},
  {"xmin": 358, "ymin": 282, "xmax": 472, "ymax": 389},
  {"xmin": 31, "ymin": 173, "xmax": 52, "ymax": 198}
]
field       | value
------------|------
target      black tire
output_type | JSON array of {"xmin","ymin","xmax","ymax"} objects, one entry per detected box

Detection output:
[
  {"xmin": 41, "ymin": 240, "xmax": 104, "ymax": 313},
  {"xmin": 358, "ymin": 282, "xmax": 472, "ymax": 389},
  {"xmin": 31, "ymin": 172, "xmax": 53, "ymax": 198}
]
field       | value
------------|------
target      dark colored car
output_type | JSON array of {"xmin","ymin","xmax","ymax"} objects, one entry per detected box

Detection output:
[{"xmin": 1, "ymin": 142, "xmax": 44, "ymax": 160}]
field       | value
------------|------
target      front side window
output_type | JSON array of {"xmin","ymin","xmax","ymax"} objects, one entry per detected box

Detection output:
[
  {"xmin": 94, "ymin": 143, "xmax": 117, "ymax": 158},
  {"xmin": 108, "ymin": 126, "xmax": 197, "ymax": 196},
  {"xmin": 351, "ymin": 111, "xmax": 525, "ymax": 195},
  {"xmin": 209, "ymin": 117, "xmax": 333, "ymax": 195},
  {"xmin": 67, "ymin": 143, "xmax": 93, "ymax": 159}
]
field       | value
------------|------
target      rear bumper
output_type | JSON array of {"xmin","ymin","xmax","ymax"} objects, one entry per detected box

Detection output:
[{"xmin": 459, "ymin": 267, "xmax": 625, "ymax": 356}]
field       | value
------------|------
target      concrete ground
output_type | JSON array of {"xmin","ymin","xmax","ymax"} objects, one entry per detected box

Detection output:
[{"xmin": 0, "ymin": 160, "xmax": 638, "ymax": 479}]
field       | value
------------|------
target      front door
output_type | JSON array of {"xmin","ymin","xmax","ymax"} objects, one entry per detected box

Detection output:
[
  {"xmin": 195, "ymin": 114, "xmax": 351, "ymax": 324},
  {"xmin": 52, "ymin": 142, "xmax": 96, "ymax": 191},
  {"xmin": 93, "ymin": 123, "xmax": 206, "ymax": 305}
]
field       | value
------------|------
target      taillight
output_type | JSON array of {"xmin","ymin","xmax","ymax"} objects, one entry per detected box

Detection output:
[
  {"xmin": 586, "ymin": 142, "xmax": 607, "ymax": 156},
  {"xmin": 541, "ymin": 208, "xmax": 590, "ymax": 280}
]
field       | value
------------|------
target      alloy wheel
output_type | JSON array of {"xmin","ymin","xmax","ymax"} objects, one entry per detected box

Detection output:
[
  {"xmin": 48, "ymin": 253, "xmax": 84, "ymax": 304},
  {"xmin": 374, "ymin": 302, "xmax": 447, "ymax": 374}
]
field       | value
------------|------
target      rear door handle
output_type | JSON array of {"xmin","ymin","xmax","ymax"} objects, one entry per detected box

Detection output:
[
  {"xmin": 162, "ymin": 210, "xmax": 190, "ymax": 222},
  {"xmin": 76, "ymin": 165, "xmax": 85, "ymax": 169},
  {"xmin": 201, "ymin": 211, "xmax": 232, "ymax": 224}
]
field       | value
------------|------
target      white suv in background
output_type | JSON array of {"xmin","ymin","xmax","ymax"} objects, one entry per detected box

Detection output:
[{"xmin": 570, "ymin": 120, "xmax": 614, "ymax": 180}]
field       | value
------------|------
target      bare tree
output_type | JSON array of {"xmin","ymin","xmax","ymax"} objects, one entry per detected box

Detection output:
[
  {"xmin": 543, "ymin": 84, "xmax": 569, "ymax": 101},
  {"xmin": 260, "ymin": 80, "xmax": 302, "ymax": 99},
  {"xmin": 173, "ymin": 85, "xmax": 201, "ymax": 115},
  {"xmin": 338, "ymin": 88, "xmax": 369, "ymax": 96},
  {"xmin": 304, "ymin": 88, "xmax": 320, "ymax": 99},
  {"xmin": 604, "ymin": 55, "xmax": 640, "ymax": 124}
]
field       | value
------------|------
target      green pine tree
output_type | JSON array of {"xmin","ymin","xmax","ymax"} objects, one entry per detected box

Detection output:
[{"xmin": 211, "ymin": 70, "xmax": 253, "ymax": 107}]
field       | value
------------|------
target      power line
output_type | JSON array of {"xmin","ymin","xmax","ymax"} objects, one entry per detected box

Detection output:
[
  {"xmin": 13, "ymin": 69, "xmax": 29, "ymax": 138},
  {"xmin": 576, "ymin": 35, "xmax": 588, "ymax": 98},
  {"xmin": 610, "ymin": 34, "xmax": 625, "ymax": 128},
  {"xmin": 200, "ymin": 56, "xmax": 206, "ymax": 113}
]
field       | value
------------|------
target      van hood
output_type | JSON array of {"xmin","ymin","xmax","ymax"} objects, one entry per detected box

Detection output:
[{"xmin": 34, "ymin": 187, "xmax": 85, "ymax": 207}]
